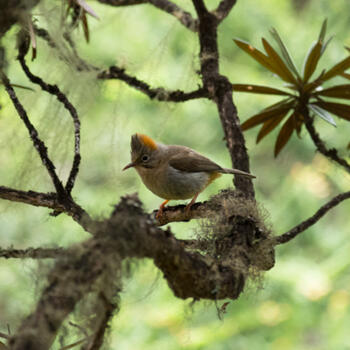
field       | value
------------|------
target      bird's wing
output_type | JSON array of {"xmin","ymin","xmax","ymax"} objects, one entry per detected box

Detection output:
[{"xmin": 168, "ymin": 150, "xmax": 223, "ymax": 173}]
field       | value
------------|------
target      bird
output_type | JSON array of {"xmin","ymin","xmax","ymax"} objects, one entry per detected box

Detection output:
[{"xmin": 123, "ymin": 133, "xmax": 255, "ymax": 218}]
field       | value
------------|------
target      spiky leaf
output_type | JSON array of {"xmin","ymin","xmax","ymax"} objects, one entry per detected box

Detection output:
[
  {"xmin": 274, "ymin": 116, "xmax": 295, "ymax": 156},
  {"xmin": 232, "ymin": 84, "xmax": 291, "ymax": 95},
  {"xmin": 269, "ymin": 28, "xmax": 300, "ymax": 79},
  {"xmin": 303, "ymin": 40, "xmax": 323, "ymax": 83},
  {"xmin": 241, "ymin": 100, "xmax": 294, "ymax": 130},
  {"xmin": 233, "ymin": 39, "xmax": 278, "ymax": 72},
  {"xmin": 322, "ymin": 56, "xmax": 350, "ymax": 81},
  {"xmin": 262, "ymin": 38, "xmax": 297, "ymax": 84},
  {"xmin": 315, "ymin": 84, "xmax": 350, "ymax": 99},
  {"xmin": 309, "ymin": 104, "xmax": 337, "ymax": 126},
  {"xmin": 314, "ymin": 100, "xmax": 350, "ymax": 121},
  {"xmin": 256, "ymin": 110, "xmax": 290, "ymax": 143}
]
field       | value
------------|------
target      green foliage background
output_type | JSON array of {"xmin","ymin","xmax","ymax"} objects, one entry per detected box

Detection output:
[{"xmin": 0, "ymin": 0, "xmax": 350, "ymax": 349}]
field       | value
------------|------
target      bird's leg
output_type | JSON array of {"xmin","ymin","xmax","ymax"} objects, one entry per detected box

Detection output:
[
  {"xmin": 185, "ymin": 193, "xmax": 200, "ymax": 215},
  {"xmin": 156, "ymin": 199, "xmax": 169, "ymax": 219}
]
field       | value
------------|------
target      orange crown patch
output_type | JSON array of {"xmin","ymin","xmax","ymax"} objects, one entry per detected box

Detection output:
[{"xmin": 137, "ymin": 133, "xmax": 157, "ymax": 150}]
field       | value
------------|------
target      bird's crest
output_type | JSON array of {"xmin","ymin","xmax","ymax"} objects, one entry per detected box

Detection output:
[{"xmin": 134, "ymin": 133, "xmax": 157, "ymax": 151}]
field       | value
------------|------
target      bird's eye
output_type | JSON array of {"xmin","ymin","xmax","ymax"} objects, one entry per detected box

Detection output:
[{"xmin": 141, "ymin": 154, "xmax": 150, "ymax": 162}]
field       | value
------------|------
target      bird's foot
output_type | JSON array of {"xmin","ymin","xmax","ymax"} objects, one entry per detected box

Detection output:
[{"xmin": 156, "ymin": 199, "xmax": 169, "ymax": 220}]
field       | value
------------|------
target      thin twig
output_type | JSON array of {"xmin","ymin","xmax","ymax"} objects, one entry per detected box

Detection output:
[
  {"xmin": 34, "ymin": 25, "xmax": 97, "ymax": 72},
  {"xmin": 97, "ymin": 0, "xmax": 198, "ymax": 31},
  {"xmin": 274, "ymin": 191, "xmax": 350, "ymax": 245},
  {"xmin": 0, "ymin": 71, "xmax": 66, "ymax": 197},
  {"xmin": 148, "ymin": 0, "xmax": 198, "ymax": 31},
  {"xmin": 304, "ymin": 112, "xmax": 350, "ymax": 173},
  {"xmin": 0, "ymin": 247, "xmax": 66, "ymax": 259},
  {"xmin": 85, "ymin": 293, "xmax": 118, "ymax": 350},
  {"xmin": 17, "ymin": 49, "xmax": 81, "ymax": 194},
  {"xmin": 60, "ymin": 337, "xmax": 88, "ymax": 350},
  {"xmin": 98, "ymin": 65, "xmax": 207, "ymax": 101}
]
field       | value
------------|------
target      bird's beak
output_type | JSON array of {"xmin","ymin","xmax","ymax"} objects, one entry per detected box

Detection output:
[{"xmin": 123, "ymin": 162, "xmax": 136, "ymax": 171}]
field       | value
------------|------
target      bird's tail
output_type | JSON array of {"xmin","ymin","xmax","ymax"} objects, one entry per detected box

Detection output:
[{"xmin": 221, "ymin": 168, "xmax": 256, "ymax": 178}]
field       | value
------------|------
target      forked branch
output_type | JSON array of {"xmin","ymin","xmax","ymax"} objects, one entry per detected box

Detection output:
[
  {"xmin": 17, "ymin": 35, "xmax": 82, "ymax": 194},
  {"xmin": 0, "ymin": 71, "xmax": 66, "ymax": 197}
]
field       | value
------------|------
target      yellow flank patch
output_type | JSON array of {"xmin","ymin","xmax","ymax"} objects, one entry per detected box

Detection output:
[
  {"xmin": 208, "ymin": 171, "xmax": 222, "ymax": 185},
  {"xmin": 137, "ymin": 133, "xmax": 157, "ymax": 150}
]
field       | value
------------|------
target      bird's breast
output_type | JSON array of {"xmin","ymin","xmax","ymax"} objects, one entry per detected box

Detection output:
[{"xmin": 136, "ymin": 165, "xmax": 212, "ymax": 200}]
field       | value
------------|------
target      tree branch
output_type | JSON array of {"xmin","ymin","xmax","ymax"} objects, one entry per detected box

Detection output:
[
  {"xmin": 192, "ymin": 0, "xmax": 254, "ymax": 197},
  {"xmin": 274, "ymin": 191, "xmax": 350, "ymax": 245},
  {"xmin": 98, "ymin": 65, "xmax": 208, "ymax": 101},
  {"xmin": 17, "ymin": 34, "xmax": 82, "ymax": 194},
  {"xmin": 212, "ymin": 0, "xmax": 237, "ymax": 23},
  {"xmin": 304, "ymin": 112, "xmax": 350, "ymax": 173},
  {"xmin": 0, "ymin": 185, "xmax": 94, "ymax": 233},
  {"xmin": 97, "ymin": 0, "xmax": 198, "ymax": 32},
  {"xmin": 0, "ymin": 186, "xmax": 60, "ymax": 209},
  {"xmin": 0, "ymin": 71, "xmax": 66, "ymax": 198}
]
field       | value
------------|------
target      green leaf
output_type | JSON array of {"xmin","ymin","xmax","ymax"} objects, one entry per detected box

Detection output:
[
  {"xmin": 256, "ymin": 110, "xmax": 290, "ymax": 143},
  {"xmin": 269, "ymin": 28, "xmax": 301, "ymax": 80},
  {"xmin": 274, "ymin": 115, "xmax": 295, "ymax": 157},
  {"xmin": 232, "ymin": 84, "xmax": 291, "ymax": 96},
  {"xmin": 302, "ymin": 40, "xmax": 323, "ymax": 83},
  {"xmin": 241, "ymin": 100, "xmax": 294, "ymax": 130},
  {"xmin": 233, "ymin": 39, "xmax": 277, "ymax": 73},
  {"xmin": 314, "ymin": 100, "xmax": 350, "ymax": 121},
  {"xmin": 322, "ymin": 55, "xmax": 350, "ymax": 81},
  {"xmin": 315, "ymin": 84, "xmax": 350, "ymax": 99},
  {"xmin": 309, "ymin": 103, "xmax": 337, "ymax": 126},
  {"xmin": 262, "ymin": 38, "xmax": 297, "ymax": 84}
]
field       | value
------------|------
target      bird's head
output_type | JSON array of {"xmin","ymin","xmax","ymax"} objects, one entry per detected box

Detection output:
[{"xmin": 123, "ymin": 133, "xmax": 160, "ymax": 170}]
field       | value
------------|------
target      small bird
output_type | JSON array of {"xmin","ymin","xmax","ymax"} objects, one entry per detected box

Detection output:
[{"xmin": 123, "ymin": 133, "xmax": 255, "ymax": 218}]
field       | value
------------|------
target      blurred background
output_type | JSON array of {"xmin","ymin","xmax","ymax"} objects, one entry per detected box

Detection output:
[{"xmin": 0, "ymin": 0, "xmax": 350, "ymax": 349}]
